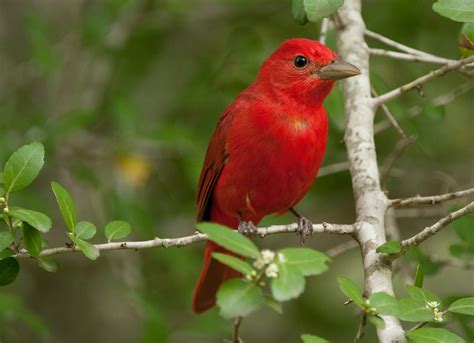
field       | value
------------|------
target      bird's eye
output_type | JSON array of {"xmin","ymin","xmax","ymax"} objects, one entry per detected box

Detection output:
[{"xmin": 293, "ymin": 55, "xmax": 308, "ymax": 68}]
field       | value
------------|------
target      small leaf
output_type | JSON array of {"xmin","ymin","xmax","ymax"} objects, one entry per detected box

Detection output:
[
  {"xmin": 0, "ymin": 231, "xmax": 14, "ymax": 251},
  {"xmin": 22, "ymin": 223, "xmax": 42, "ymax": 257},
  {"xmin": 405, "ymin": 285, "xmax": 441, "ymax": 305},
  {"xmin": 292, "ymin": 0, "xmax": 308, "ymax": 25},
  {"xmin": 376, "ymin": 240, "xmax": 401, "ymax": 254},
  {"xmin": 264, "ymin": 295, "xmax": 283, "ymax": 314},
  {"xmin": 301, "ymin": 334, "xmax": 330, "ymax": 343},
  {"xmin": 67, "ymin": 233, "xmax": 99, "ymax": 260},
  {"xmin": 197, "ymin": 222, "xmax": 260, "ymax": 258},
  {"xmin": 369, "ymin": 292, "xmax": 399, "ymax": 316},
  {"xmin": 304, "ymin": 0, "xmax": 345, "ymax": 22},
  {"xmin": 368, "ymin": 315, "xmax": 385, "ymax": 329},
  {"xmin": 3, "ymin": 142, "xmax": 45, "ymax": 194},
  {"xmin": 37, "ymin": 257, "xmax": 58, "ymax": 273},
  {"xmin": 448, "ymin": 297, "xmax": 474, "ymax": 315},
  {"xmin": 279, "ymin": 248, "xmax": 330, "ymax": 276},
  {"xmin": 216, "ymin": 279, "xmax": 265, "ymax": 319},
  {"xmin": 212, "ymin": 253, "xmax": 253, "ymax": 275},
  {"xmin": 0, "ymin": 257, "xmax": 20, "ymax": 286},
  {"xmin": 433, "ymin": 0, "xmax": 474, "ymax": 23},
  {"xmin": 271, "ymin": 263, "xmax": 305, "ymax": 301},
  {"xmin": 398, "ymin": 298, "xmax": 434, "ymax": 322},
  {"xmin": 460, "ymin": 23, "xmax": 474, "ymax": 57},
  {"xmin": 407, "ymin": 327, "xmax": 464, "ymax": 343},
  {"xmin": 337, "ymin": 276, "xmax": 364, "ymax": 307},
  {"xmin": 75, "ymin": 221, "xmax": 96, "ymax": 240},
  {"xmin": 414, "ymin": 264, "xmax": 424, "ymax": 288},
  {"xmin": 105, "ymin": 220, "xmax": 131, "ymax": 241},
  {"xmin": 9, "ymin": 207, "xmax": 52, "ymax": 233},
  {"xmin": 51, "ymin": 182, "xmax": 77, "ymax": 233}
]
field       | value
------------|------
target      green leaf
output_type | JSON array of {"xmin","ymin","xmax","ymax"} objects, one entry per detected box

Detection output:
[
  {"xmin": 216, "ymin": 279, "xmax": 265, "ymax": 319},
  {"xmin": 292, "ymin": 0, "xmax": 308, "ymax": 25},
  {"xmin": 368, "ymin": 315, "xmax": 385, "ymax": 329},
  {"xmin": 460, "ymin": 23, "xmax": 474, "ymax": 57},
  {"xmin": 376, "ymin": 240, "xmax": 401, "ymax": 254},
  {"xmin": 3, "ymin": 142, "xmax": 45, "ymax": 194},
  {"xmin": 212, "ymin": 253, "xmax": 253, "ymax": 275},
  {"xmin": 264, "ymin": 295, "xmax": 283, "ymax": 314},
  {"xmin": 301, "ymin": 334, "xmax": 330, "ymax": 343},
  {"xmin": 75, "ymin": 221, "xmax": 96, "ymax": 240},
  {"xmin": 407, "ymin": 327, "xmax": 465, "ymax": 343},
  {"xmin": 104, "ymin": 220, "xmax": 131, "ymax": 241},
  {"xmin": 22, "ymin": 223, "xmax": 42, "ymax": 257},
  {"xmin": 271, "ymin": 263, "xmax": 305, "ymax": 301},
  {"xmin": 449, "ymin": 243, "xmax": 474, "ymax": 259},
  {"xmin": 448, "ymin": 297, "xmax": 474, "ymax": 315},
  {"xmin": 405, "ymin": 285, "xmax": 441, "ymax": 305},
  {"xmin": 197, "ymin": 222, "xmax": 260, "ymax": 258},
  {"xmin": 369, "ymin": 292, "xmax": 399, "ymax": 316},
  {"xmin": 398, "ymin": 298, "xmax": 434, "ymax": 322},
  {"xmin": 0, "ymin": 172, "xmax": 3, "ymax": 183},
  {"xmin": 67, "ymin": 233, "xmax": 99, "ymax": 260},
  {"xmin": 304, "ymin": 0, "xmax": 345, "ymax": 22},
  {"xmin": 0, "ymin": 257, "xmax": 20, "ymax": 286},
  {"xmin": 337, "ymin": 276, "xmax": 364, "ymax": 307},
  {"xmin": 433, "ymin": 0, "xmax": 474, "ymax": 23},
  {"xmin": 0, "ymin": 249, "xmax": 13, "ymax": 259},
  {"xmin": 51, "ymin": 181, "xmax": 77, "ymax": 233},
  {"xmin": 279, "ymin": 248, "xmax": 330, "ymax": 276},
  {"xmin": 37, "ymin": 257, "xmax": 58, "ymax": 273},
  {"xmin": 9, "ymin": 207, "xmax": 52, "ymax": 233},
  {"xmin": 0, "ymin": 231, "xmax": 14, "ymax": 251},
  {"xmin": 414, "ymin": 264, "xmax": 424, "ymax": 288}
]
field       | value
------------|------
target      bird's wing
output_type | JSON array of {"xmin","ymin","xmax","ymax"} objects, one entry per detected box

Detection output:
[{"xmin": 196, "ymin": 107, "xmax": 234, "ymax": 222}]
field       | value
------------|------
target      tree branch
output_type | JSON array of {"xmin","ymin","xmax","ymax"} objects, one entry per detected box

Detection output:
[
  {"xmin": 371, "ymin": 87, "xmax": 407, "ymax": 138},
  {"xmin": 373, "ymin": 55, "xmax": 474, "ymax": 106},
  {"xmin": 14, "ymin": 222, "xmax": 353, "ymax": 259},
  {"xmin": 319, "ymin": 17, "xmax": 330, "ymax": 44},
  {"xmin": 336, "ymin": 1, "xmax": 406, "ymax": 341},
  {"xmin": 398, "ymin": 202, "xmax": 474, "ymax": 254},
  {"xmin": 369, "ymin": 48, "xmax": 455, "ymax": 65},
  {"xmin": 389, "ymin": 188, "xmax": 474, "ymax": 208}
]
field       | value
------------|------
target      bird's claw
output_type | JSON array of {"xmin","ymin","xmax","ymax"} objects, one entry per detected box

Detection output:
[
  {"xmin": 238, "ymin": 220, "xmax": 257, "ymax": 237},
  {"xmin": 297, "ymin": 216, "xmax": 313, "ymax": 246}
]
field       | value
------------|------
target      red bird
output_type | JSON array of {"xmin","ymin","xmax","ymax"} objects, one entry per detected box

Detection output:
[{"xmin": 193, "ymin": 38, "xmax": 360, "ymax": 313}]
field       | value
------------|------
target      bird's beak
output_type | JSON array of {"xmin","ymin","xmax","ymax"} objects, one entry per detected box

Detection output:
[{"xmin": 316, "ymin": 59, "xmax": 361, "ymax": 80}]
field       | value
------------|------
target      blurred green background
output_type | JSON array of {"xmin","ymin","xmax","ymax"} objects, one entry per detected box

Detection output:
[{"xmin": 0, "ymin": 0, "xmax": 472, "ymax": 342}]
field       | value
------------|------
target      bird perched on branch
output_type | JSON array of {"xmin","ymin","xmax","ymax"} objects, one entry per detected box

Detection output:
[{"xmin": 193, "ymin": 38, "xmax": 360, "ymax": 313}]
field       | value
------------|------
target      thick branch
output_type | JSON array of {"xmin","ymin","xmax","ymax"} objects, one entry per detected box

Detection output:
[
  {"xmin": 336, "ymin": 1, "xmax": 406, "ymax": 341},
  {"xmin": 398, "ymin": 202, "xmax": 474, "ymax": 254},
  {"xmin": 373, "ymin": 55, "xmax": 474, "ymax": 106},
  {"xmin": 14, "ymin": 222, "xmax": 353, "ymax": 259},
  {"xmin": 390, "ymin": 188, "xmax": 474, "ymax": 208}
]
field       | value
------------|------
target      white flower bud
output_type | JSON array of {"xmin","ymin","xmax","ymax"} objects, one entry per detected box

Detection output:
[
  {"xmin": 265, "ymin": 263, "xmax": 279, "ymax": 278},
  {"xmin": 261, "ymin": 250, "xmax": 276, "ymax": 264}
]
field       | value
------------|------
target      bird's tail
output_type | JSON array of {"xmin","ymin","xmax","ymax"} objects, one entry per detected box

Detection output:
[{"xmin": 192, "ymin": 241, "xmax": 243, "ymax": 313}]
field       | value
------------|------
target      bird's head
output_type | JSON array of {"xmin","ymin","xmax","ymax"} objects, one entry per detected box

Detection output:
[{"xmin": 256, "ymin": 38, "xmax": 360, "ymax": 106}]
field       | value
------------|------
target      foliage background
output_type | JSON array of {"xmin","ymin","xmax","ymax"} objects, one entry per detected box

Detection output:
[{"xmin": 0, "ymin": 0, "xmax": 472, "ymax": 342}]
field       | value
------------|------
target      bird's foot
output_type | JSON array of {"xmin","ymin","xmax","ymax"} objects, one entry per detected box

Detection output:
[
  {"xmin": 297, "ymin": 216, "xmax": 313, "ymax": 246},
  {"xmin": 238, "ymin": 220, "xmax": 257, "ymax": 237}
]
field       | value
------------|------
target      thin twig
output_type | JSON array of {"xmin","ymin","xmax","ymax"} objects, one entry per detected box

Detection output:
[
  {"xmin": 14, "ymin": 222, "xmax": 354, "ymax": 259},
  {"xmin": 396, "ymin": 202, "xmax": 474, "ymax": 256},
  {"xmin": 380, "ymin": 136, "xmax": 415, "ymax": 186},
  {"xmin": 369, "ymin": 48, "xmax": 455, "ymax": 65},
  {"xmin": 319, "ymin": 18, "xmax": 330, "ymax": 44},
  {"xmin": 318, "ymin": 161, "xmax": 350, "ymax": 177},
  {"xmin": 325, "ymin": 239, "xmax": 358, "ymax": 258},
  {"xmin": 354, "ymin": 313, "xmax": 367, "ymax": 343},
  {"xmin": 373, "ymin": 55, "xmax": 474, "ymax": 106},
  {"xmin": 365, "ymin": 30, "xmax": 441, "ymax": 59},
  {"xmin": 390, "ymin": 188, "xmax": 474, "ymax": 208},
  {"xmin": 372, "ymin": 87, "xmax": 407, "ymax": 138},
  {"xmin": 374, "ymin": 82, "xmax": 474, "ymax": 135},
  {"xmin": 233, "ymin": 317, "xmax": 243, "ymax": 343}
]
